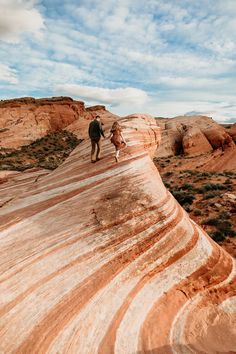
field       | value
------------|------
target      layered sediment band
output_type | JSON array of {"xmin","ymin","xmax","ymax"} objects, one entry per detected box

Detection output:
[{"xmin": 0, "ymin": 114, "xmax": 235, "ymax": 353}]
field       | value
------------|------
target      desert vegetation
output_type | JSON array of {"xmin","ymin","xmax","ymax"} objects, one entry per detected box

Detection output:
[
  {"xmin": 0, "ymin": 130, "xmax": 82, "ymax": 171},
  {"xmin": 154, "ymin": 156, "xmax": 236, "ymax": 257}
]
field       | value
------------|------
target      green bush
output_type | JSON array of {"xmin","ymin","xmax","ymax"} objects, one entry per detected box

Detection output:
[
  {"xmin": 199, "ymin": 183, "xmax": 227, "ymax": 193},
  {"xmin": 204, "ymin": 218, "xmax": 236, "ymax": 238},
  {"xmin": 203, "ymin": 191, "xmax": 221, "ymax": 199},
  {"xmin": 210, "ymin": 231, "xmax": 225, "ymax": 242},
  {"xmin": 172, "ymin": 191, "xmax": 195, "ymax": 206},
  {"xmin": 181, "ymin": 183, "xmax": 194, "ymax": 191}
]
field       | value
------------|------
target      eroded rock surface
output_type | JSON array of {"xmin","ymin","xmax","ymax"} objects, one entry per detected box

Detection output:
[
  {"xmin": 182, "ymin": 125, "xmax": 213, "ymax": 156},
  {"xmin": 228, "ymin": 123, "xmax": 236, "ymax": 143},
  {"xmin": 155, "ymin": 115, "xmax": 235, "ymax": 158},
  {"xmin": 0, "ymin": 97, "xmax": 92, "ymax": 149},
  {"xmin": 0, "ymin": 115, "xmax": 235, "ymax": 353}
]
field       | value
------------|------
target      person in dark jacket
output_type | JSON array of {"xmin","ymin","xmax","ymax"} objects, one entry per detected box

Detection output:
[{"xmin": 88, "ymin": 115, "xmax": 105, "ymax": 162}]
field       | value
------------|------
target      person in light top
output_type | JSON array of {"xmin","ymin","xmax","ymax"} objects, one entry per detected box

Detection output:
[{"xmin": 108, "ymin": 121, "xmax": 127, "ymax": 162}]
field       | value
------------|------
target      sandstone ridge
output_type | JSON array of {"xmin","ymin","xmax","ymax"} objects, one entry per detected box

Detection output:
[{"xmin": 0, "ymin": 114, "xmax": 235, "ymax": 353}]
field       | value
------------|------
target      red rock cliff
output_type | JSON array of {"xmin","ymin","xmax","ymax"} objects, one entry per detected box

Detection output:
[{"xmin": 0, "ymin": 97, "xmax": 88, "ymax": 149}]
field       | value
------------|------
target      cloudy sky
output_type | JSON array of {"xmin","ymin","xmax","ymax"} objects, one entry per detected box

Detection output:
[{"xmin": 0, "ymin": 0, "xmax": 236, "ymax": 122}]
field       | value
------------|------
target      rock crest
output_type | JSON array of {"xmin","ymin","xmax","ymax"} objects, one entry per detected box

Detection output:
[{"xmin": 0, "ymin": 114, "xmax": 235, "ymax": 353}]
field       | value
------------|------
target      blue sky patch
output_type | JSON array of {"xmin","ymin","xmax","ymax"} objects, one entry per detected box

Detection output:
[{"xmin": 0, "ymin": 0, "xmax": 235, "ymax": 122}]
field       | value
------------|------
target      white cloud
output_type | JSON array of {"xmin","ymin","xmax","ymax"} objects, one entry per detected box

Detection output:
[
  {"xmin": 55, "ymin": 84, "xmax": 148, "ymax": 107},
  {"xmin": 54, "ymin": 83, "xmax": 236, "ymax": 123},
  {"xmin": 122, "ymin": 49, "xmax": 234, "ymax": 76},
  {"xmin": 0, "ymin": 0, "xmax": 236, "ymax": 124},
  {"xmin": 0, "ymin": 64, "xmax": 18, "ymax": 84},
  {"xmin": 0, "ymin": 0, "xmax": 44, "ymax": 43}
]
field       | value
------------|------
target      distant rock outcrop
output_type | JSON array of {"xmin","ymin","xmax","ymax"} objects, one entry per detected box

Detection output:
[
  {"xmin": 228, "ymin": 123, "xmax": 236, "ymax": 143},
  {"xmin": 86, "ymin": 105, "xmax": 106, "ymax": 112},
  {"xmin": 182, "ymin": 125, "xmax": 213, "ymax": 156},
  {"xmin": 204, "ymin": 126, "xmax": 234, "ymax": 150},
  {"xmin": 0, "ymin": 114, "xmax": 235, "ymax": 353},
  {"xmin": 155, "ymin": 115, "xmax": 234, "ymax": 158}
]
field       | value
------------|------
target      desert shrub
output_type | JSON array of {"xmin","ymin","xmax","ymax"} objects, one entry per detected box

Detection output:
[
  {"xmin": 172, "ymin": 191, "xmax": 195, "ymax": 206},
  {"xmin": 217, "ymin": 220, "xmax": 236, "ymax": 236},
  {"xmin": 204, "ymin": 218, "xmax": 236, "ymax": 237},
  {"xmin": 181, "ymin": 183, "xmax": 194, "ymax": 191},
  {"xmin": 0, "ymin": 130, "xmax": 82, "ymax": 172},
  {"xmin": 210, "ymin": 231, "xmax": 225, "ymax": 242},
  {"xmin": 38, "ymin": 160, "xmax": 58, "ymax": 170},
  {"xmin": 200, "ymin": 183, "xmax": 226, "ymax": 193},
  {"xmin": 6, "ymin": 151, "xmax": 18, "ymax": 158},
  {"xmin": 203, "ymin": 191, "xmax": 221, "ymax": 199},
  {"xmin": 224, "ymin": 171, "xmax": 234, "ymax": 177},
  {"xmin": 163, "ymin": 171, "xmax": 173, "ymax": 177},
  {"xmin": 202, "ymin": 218, "xmax": 219, "ymax": 226},
  {"xmin": 198, "ymin": 172, "xmax": 211, "ymax": 177},
  {"xmin": 219, "ymin": 211, "xmax": 230, "ymax": 219},
  {"xmin": 164, "ymin": 182, "xmax": 171, "ymax": 189},
  {"xmin": 184, "ymin": 204, "xmax": 192, "ymax": 212},
  {"xmin": 184, "ymin": 170, "xmax": 198, "ymax": 176},
  {"xmin": 224, "ymin": 178, "xmax": 232, "ymax": 185},
  {"xmin": 193, "ymin": 209, "xmax": 202, "ymax": 216}
]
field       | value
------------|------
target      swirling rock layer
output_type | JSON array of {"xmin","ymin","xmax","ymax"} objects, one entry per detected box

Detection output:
[{"xmin": 0, "ymin": 115, "xmax": 235, "ymax": 353}]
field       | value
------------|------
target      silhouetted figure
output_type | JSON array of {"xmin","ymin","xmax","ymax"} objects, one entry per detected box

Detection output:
[{"xmin": 88, "ymin": 116, "xmax": 105, "ymax": 163}]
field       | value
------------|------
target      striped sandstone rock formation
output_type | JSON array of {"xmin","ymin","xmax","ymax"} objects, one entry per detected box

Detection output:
[{"xmin": 0, "ymin": 114, "xmax": 235, "ymax": 353}]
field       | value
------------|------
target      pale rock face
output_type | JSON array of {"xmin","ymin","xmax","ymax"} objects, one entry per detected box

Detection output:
[{"xmin": 0, "ymin": 115, "xmax": 235, "ymax": 353}]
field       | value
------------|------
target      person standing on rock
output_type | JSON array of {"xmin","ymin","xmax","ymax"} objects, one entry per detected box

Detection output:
[
  {"xmin": 88, "ymin": 115, "xmax": 105, "ymax": 163},
  {"xmin": 108, "ymin": 121, "xmax": 127, "ymax": 162}
]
